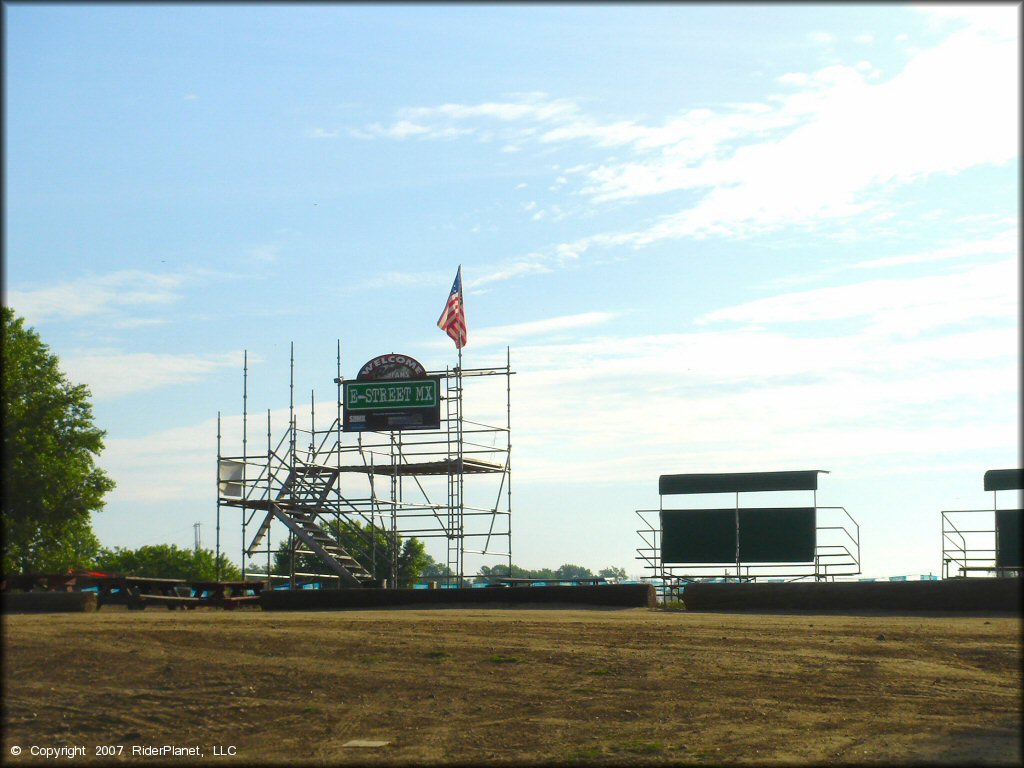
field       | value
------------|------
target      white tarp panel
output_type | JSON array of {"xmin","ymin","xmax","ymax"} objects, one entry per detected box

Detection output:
[{"xmin": 218, "ymin": 459, "xmax": 245, "ymax": 497}]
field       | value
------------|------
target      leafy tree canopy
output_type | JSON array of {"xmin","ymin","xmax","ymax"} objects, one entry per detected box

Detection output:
[
  {"xmin": 94, "ymin": 544, "xmax": 241, "ymax": 581},
  {"xmin": 554, "ymin": 563, "xmax": 595, "ymax": 580},
  {"xmin": 478, "ymin": 563, "xmax": 552, "ymax": 581},
  {"xmin": 478, "ymin": 563, "xmax": 627, "ymax": 583},
  {"xmin": 418, "ymin": 554, "xmax": 453, "ymax": 580},
  {"xmin": 2, "ymin": 308, "xmax": 115, "ymax": 574}
]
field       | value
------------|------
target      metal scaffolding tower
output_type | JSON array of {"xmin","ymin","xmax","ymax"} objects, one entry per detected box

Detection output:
[{"xmin": 216, "ymin": 343, "xmax": 513, "ymax": 588}]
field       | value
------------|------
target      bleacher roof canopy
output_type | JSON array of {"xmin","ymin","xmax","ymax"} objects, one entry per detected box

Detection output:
[
  {"xmin": 983, "ymin": 468, "xmax": 1024, "ymax": 491},
  {"xmin": 658, "ymin": 470, "xmax": 827, "ymax": 496}
]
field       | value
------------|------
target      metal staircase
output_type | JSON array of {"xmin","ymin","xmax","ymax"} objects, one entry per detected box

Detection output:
[
  {"xmin": 245, "ymin": 460, "xmax": 377, "ymax": 587},
  {"xmin": 272, "ymin": 504, "xmax": 377, "ymax": 587}
]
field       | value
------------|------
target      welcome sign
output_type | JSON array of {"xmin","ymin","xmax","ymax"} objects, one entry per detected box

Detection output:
[
  {"xmin": 345, "ymin": 380, "xmax": 439, "ymax": 411},
  {"xmin": 343, "ymin": 354, "xmax": 441, "ymax": 432},
  {"xmin": 357, "ymin": 353, "xmax": 427, "ymax": 381}
]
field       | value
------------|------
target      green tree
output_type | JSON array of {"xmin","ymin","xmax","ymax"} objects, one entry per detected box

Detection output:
[
  {"xmin": 272, "ymin": 519, "xmax": 431, "ymax": 587},
  {"xmin": 477, "ymin": 564, "xmax": 504, "ymax": 581},
  {"xmin": 477, "ymin": 563, "xmax": 617, "ymax": 583},
  {"xmin": 2, "ymin": 308, "xmax": 115, "ymax": 574},
  {"xmin": 419, "ymin": 554, "xmax": 454, "ymax": 580},
  {"xmin": 554, "ymin": 563, "xmax": 595, "ymax": 581},
  {"xmin": 477, "ymin": 563, "xmax": 557, "ymax": 582},
  {"xmin": 94, "ymin": 544, "xmax": 242, "ymax": 581}
]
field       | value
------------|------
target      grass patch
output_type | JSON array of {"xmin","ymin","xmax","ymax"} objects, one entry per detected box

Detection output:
[
  {"xmin": 612, "ymin": 740, "xmax": 666, "ymax": 755},
  {"xmin": 488, "ymin": 653, "xmax": 521, "ymax": 664},
  {"xmin": 589, "ymin": 667, "xmax": 612, "ymax": 676},
  {"xmin": 566, "ymin": 746, "xmax": 603, "ymax": 763}
]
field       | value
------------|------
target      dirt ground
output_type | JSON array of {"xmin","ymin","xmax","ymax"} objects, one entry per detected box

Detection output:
[{"xmin": 1, "ymin": 606, "xmax": 1020, "ymax": 766}]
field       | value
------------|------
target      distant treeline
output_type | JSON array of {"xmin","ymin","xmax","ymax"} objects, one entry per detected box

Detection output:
[{"xmin": 475, "ymin": 563, "xmax": 627, "ymax": 582}]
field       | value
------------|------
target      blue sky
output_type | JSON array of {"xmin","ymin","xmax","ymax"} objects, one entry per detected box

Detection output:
[{"xmin": 4, "ymin": 3, "xmax": 1020, "ymax": 579}]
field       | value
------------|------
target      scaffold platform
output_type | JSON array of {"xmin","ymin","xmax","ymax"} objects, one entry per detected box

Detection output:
[
  {"xmin": 217, "ymin": 344, "xmax": 514, "ymax": 589},
  {"xmin": 336, "ymin": 457, "xmax": 505, "ymax": 476}
]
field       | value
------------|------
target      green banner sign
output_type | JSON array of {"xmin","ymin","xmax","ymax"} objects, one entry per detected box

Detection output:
[{"xmin": 345, "ymin": 379, "xmax": 439, "ymax": 411}]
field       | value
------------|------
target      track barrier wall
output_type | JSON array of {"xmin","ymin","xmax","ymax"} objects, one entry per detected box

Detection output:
[
  {"xmin": 261, "ymin": 583, "xmax": 657, "ymax": 610},
  {"xmin": 2, "ymin": 591, "xmax": 99, "ymax": 613},
  {"xmin": 681, "ymin": 577, "xmax": 1021, "ymax": 612},
  {"xmin": 5, "ymin": 578, "xmax": 1016, "ymax": 613}
]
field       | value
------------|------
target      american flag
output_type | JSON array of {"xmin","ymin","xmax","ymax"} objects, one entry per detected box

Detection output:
[{"xmin": 437, "ymin": 266, "xmax": 467, "ymax": 349}]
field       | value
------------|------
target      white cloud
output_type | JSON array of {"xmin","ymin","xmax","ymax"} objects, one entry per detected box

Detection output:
[
  {"xmin": 778, "ymin": 72, "xmax": 811, "ymax": 86},
  {"xmin": 470, "ymin": 257, "xmax": 556, "ymax": 288},
  {"xmin": 582, "ymin": 26, "xmax": 1016, "ymax": 217},
  {"xmin": 383, "ymin": 119, "xmax": 432, "ymax": 138},
  {"xmin": 305, "ymin": 127, "xmax": 340, "ymax": 139},
  {"xmin": 248, "ymin": 244, "xmax": 281, "ymax": 264},
  {"xmin": 404, "ymin": 96, "xmax": 578, "ymax": 123},
  {"xmin": 102, "ymin": 419, "xmax": 217, "ymax": 503},
  {"xmin": 101, "ymin": 404, "xmax": 310, "ymax": 506},
  {"xmin": 339, "ymin": 269, "xmax": 448, "ymax": 294},
  {"xmin": 5, "ymin": 270, "xmax": 187, "ymax": 325},
  {"xmin": 463, "ymin": 237, "xmax": 1017, "ymax": 485},
  {"xmin": 102, "ymin": 297, "xmax": 1018, "ymax": 500},
  {"xmin": 456, "ymin": 253, "xmax": 1018, "ymax": 486},
  {"xmin": 352, "ymin": 93, "xmax": 577, "ymax": 142},
  {"xmin": 853, "ymin": 228, "xmax": 1018, "ymax": 269},
  {"xmin": 350, "ymin": 15, "xmax": 1015, "ymax": 272},
  {"xmin": 61, "ymin": 350, "xmax": 246, "ymax": 399},
  {"xmin": 916, "ymin": 4, "xmax": 1020, "ymax": 36},
  {"xmin": 497, "ymin": 317, "xmax": 1018, "ymax": 485},
  {"xmin": 697, "ymin": 258, "xmax": 1018, "ymax": 338},
  {"xmin": 467, "ymin": 312, "xmax": 618, "ymax": 348},
  {"xmin": 547, "ymin": 21, "xmax": 1017, "ymax": 254},
  {"xmin": 350, "ymin": 120, "xmax": 443, "ymax": 140}
]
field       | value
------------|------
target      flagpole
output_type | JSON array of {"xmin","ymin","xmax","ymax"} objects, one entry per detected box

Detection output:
[
  {"xmin": 455, "ymin": 266, "xmax": 464, "ymax": 587},
  {"xmin": 437, "ymin": 264, "xmax": 467, "ymax": 586},
  {"xmin": 456, "ymin": 342, "xmax": 464, "ymax": 586}
]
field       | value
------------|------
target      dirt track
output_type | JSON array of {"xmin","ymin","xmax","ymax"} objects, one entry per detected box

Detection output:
[{"xmin": 2, "ymin": 607, "xmax": 1020, "ymax": 765}]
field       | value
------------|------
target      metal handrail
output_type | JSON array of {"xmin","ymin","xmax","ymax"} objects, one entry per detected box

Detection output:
[
  {"xmin": 634, "ymin": 504, "xmax": 861, "ymax": 589},
  {"xmin": 941, "ymin": 508, "xmax": 1002, "ymax": 578}
]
